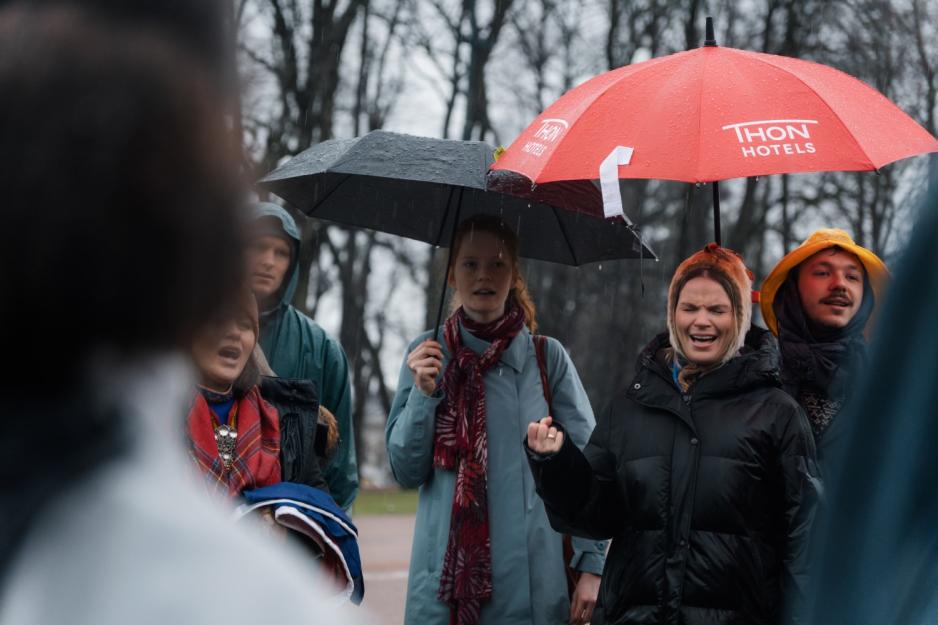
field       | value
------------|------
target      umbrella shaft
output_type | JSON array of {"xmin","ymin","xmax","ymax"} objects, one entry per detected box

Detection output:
[
  {"xmin": 433, "ymin": 190, "xmax": 464, "ymax": 340},
  {"xmin": 712, "ymin": 181, "xmax": 722, "ymax": 246}
]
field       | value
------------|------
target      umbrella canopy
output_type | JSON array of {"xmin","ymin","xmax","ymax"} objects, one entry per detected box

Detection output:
[
  {"xmin": 259, "ymin": 130, "xmax": 655, "ymax": 266},
  {"xmin": 488, "ymin": 18, "xmax": 938, "ymax": 241}
]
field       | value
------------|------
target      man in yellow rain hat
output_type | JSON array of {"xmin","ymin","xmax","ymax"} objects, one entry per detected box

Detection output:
[{"xmin": 761, "ymin": 229, "xmax": 889, "ymax": 464}]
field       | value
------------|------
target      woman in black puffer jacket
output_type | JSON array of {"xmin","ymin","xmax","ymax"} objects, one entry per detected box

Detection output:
[{"xmin": 527, "ymin": 245, "xmax": 820, "ymax": 625}]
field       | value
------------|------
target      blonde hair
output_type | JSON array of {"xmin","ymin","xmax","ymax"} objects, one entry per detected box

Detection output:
[
  {"xmin": 666, "ymin": 245, "xmax": 754, "ymax": 390},
  {"xmin": 447, "ymin": 215, "xmax": 538, "ymax": 333}
]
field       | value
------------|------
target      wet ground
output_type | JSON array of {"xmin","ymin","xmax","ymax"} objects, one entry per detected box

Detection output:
[{"xmin": 354, "ymin": 514, "xmax": 415, "ymax": 624}]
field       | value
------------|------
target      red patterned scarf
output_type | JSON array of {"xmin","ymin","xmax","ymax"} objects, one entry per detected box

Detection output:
[
  {"xmin": 187, "ymin": 386, "xmax": 281, "ymax": 497},
  {"xmin": 434, "ymin": 303, "xmax": 526, "ymax": 625}
]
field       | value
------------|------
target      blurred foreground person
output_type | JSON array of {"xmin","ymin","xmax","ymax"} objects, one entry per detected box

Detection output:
[
  {"xmin": 528, "ymin": 244, "xmax": 820, "ymax": 625},
  {"xmin": 0, "ymin": 5, "xmax": 363, "ymax": 624},
  {"xmin": 803, "ymin": 185, "xmax": 938, "ymax": 625}
]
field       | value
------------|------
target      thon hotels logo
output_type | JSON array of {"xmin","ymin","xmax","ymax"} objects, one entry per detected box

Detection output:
[
  {"xmin": 722, "ymin": 119, "xmax": 818, "ymax": 158},
  {"xmin": 521, "ymin": 118, "xmax": 568, "ymax": 157}
]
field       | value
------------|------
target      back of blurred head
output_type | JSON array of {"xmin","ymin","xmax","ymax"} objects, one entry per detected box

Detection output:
[
  {"xmin": 0, "ymin": 0, "xmax": 236, "ymax": 97},
  {"xmin": 0, "ymin": 0, "xmax": 244, "ymax": 576},
  {"xmin": 0, "ymin": 3, "xmax": 244, "ymax": 392}
]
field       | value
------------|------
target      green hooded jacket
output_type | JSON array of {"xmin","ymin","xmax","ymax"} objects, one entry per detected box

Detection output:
[{"xmin": 252, "ymin": 203, "xmax": 358, "ymax": 509}]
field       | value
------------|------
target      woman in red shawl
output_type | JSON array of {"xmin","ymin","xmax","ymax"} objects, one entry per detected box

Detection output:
[
  {"xmin": 187, "ymin": 291, "xmax": 281, "ymax": 497},
  {"xmin": 186, "ymin": 291, "xmax": 354, "ymax": 593}
]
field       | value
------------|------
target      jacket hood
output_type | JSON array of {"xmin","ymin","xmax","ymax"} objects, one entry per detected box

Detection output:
[
  {"xmin": 638, "ymin": 325, "xmax": 781, "ymax": 397},
  {"xmin": 252, "ymin": 202, "xmax": 301, "ymax": 310},
  {"xmin": 761, "ymin": 228, "xmax": 889, "ymax": 340}
]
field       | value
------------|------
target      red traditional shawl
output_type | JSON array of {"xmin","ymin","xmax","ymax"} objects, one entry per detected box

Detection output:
[
  {"xmin": 434, "ymin": 303, "xmax": 525, "ymax": 625},
  {"xmin": 187, "ymin": 386, "xmax": 281, "ymax": 497}
]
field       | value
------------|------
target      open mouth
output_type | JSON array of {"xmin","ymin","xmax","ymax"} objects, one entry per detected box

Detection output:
[
  {"xmin": 689, "ymin": 334, "xmax": 718, "ymax": 347},
  {"xmin": 473, "ymin": 288, "xmax": 496, "ymax": 296},
  {"xmin": 821, "ymin": 298, "xmax": 852, "ymax": 308},
  {"xmin": 217, "ymin": 345, "xmax": 242, "ymax": 365}
]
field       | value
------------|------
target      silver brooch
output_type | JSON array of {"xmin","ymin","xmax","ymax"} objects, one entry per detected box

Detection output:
[{"xmin": 214, "ymin": 424, "xmax": 238, "ymax": 470}]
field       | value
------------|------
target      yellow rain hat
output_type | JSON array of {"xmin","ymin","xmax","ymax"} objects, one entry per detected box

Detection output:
[{"xmin": 761, "ymin": 229, "xmax": 890, "ymax": 337}]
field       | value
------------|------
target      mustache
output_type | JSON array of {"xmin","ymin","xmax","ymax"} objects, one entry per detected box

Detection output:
[{"xmin": 820, "ymin": 291, "xmax": 853, "ymax": 305}]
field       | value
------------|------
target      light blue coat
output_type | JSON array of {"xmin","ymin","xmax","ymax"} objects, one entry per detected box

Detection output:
[{"xmin": 386, "ymin": 324, "xmax": 607, "ymax": 625}]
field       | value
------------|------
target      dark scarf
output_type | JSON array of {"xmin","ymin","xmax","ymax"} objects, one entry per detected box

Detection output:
[
  {"xmin": 669, "ymin": 350, "xmax": 729, "ymax": 392},
  {"xmin": 434, "ymin": 303, "xmax": 526, "ymax": 625},
  {"xmin": 187, "ymin": 386, "xmax": 281, "ymax": 497},
  {"xmin": 774, "ymin": 270, "xmax": 873, "ymax": 436}
]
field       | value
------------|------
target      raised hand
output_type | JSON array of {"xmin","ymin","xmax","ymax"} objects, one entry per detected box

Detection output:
[
  {"xmin": 406, "ymin": 339, "xmax": 444, "ymax": 396},
  {"xmin": 527, "ymin": 416, "xmax": 563, "ymax": 454}
]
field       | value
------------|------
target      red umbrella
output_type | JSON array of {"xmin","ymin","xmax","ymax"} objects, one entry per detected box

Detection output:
[{"xmin": 488, "ymin": 18, "xmax": 938, "ymax": 244}]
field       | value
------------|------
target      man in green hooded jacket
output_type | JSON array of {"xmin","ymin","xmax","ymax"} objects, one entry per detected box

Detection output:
[{"xmin": 247, "ymin": 202, "xmax": 358, "ymax": 509}]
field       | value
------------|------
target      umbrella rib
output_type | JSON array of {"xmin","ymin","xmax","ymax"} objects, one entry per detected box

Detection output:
[
  {"xmin": 550, "ymin": 204, "xmax": 580, "ymax": 266},
  {"xmin": 309, "ymin": 172, "xmax": 353, "ymax": 214},
  {"xmin": 695, "ymin": 50, "xmax": 709, "ymax": 183}
]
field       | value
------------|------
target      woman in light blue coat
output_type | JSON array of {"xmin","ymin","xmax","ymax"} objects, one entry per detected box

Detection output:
[{"xmin": 386, "ymin": 215, "xmax": 606, "ymax": 625}]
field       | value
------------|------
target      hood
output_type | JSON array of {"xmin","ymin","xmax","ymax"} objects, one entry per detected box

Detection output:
[
  {"xmin": 761, "ymin": 229, "xmax": 889, "ymax": 339},
  {"xmin": 252, "ymin": 202, "xmax": 302, "ymax": 310},
  {"xmin": 667, "ymin": 243, "xmax": 754, "ymax": 368},
  {"xmin": 638, "ymin": 325, "xmax": 781, "ymax": 397}
]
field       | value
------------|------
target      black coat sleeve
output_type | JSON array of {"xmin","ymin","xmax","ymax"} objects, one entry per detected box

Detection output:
[
  {"xmin": 526, "ymin": 403, "xmax": 628, "ymax": 540},
  {"xmin": 776, "ymin": 401, "xmax": 822, "ymax": 625}
]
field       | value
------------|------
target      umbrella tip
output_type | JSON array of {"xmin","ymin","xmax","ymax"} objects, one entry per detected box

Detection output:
[{"xmin": 704, "ymin": 16, "xmax": 717, "ymax": 47}]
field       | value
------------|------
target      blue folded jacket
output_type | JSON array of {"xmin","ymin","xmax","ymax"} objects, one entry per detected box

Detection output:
[{"xmin": 238, "ymin": 482, "xmax": 364, "ymax": 605}]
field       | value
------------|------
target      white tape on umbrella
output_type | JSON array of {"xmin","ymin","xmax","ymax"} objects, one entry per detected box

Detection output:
[{"xmin": 600, "ymin": 146, "xmax": 635, "ymax": 223}]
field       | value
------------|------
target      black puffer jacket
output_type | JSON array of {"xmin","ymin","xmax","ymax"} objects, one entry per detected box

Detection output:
[{"xmin": 528, "ymin": 327, "xmax": 820, "ymax": 625}]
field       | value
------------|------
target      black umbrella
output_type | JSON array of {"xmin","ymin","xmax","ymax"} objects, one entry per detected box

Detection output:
[{"xmin": 259, "ymin": 130, "xmax": 656, "ymax": 331}]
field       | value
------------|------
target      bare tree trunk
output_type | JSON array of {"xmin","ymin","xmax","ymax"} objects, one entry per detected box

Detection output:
[
  {"xmin": 605, "ymin": 0, "xmax": 621, "ymax": 69},
  {"xmin": 460, "ymin": 0, "xmax": 515, "ymax": 141},
  {"xmin": 353, "ymin": 2, "xmax": 371, "ymax": 136},
  {"xmin": 780, "ymin": 174, "xmax": 792, "ymax": 252},
  {"xmin": 683, "ymin": 0, "xmax": 701, "ymax": 50}
]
